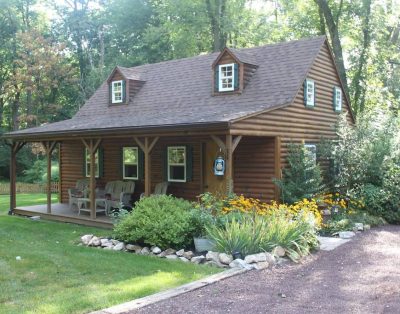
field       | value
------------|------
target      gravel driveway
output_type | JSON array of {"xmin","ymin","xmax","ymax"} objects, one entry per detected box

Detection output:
[{"xmin": 133, "ymin": 225, "xmax": 400, "ymax": 314}]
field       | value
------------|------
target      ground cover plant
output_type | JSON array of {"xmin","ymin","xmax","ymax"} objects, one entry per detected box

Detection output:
[{"xmin": 0, "ymin": 195, "xmax": 218, "ymax": 314}]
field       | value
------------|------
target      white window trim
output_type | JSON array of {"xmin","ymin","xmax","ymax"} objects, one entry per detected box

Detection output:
[
  {"xmin": 218, "ymin": 63, "xmax": 235, "ymax": 92},
  {"xmin": 123, "ymin": 147, "xmax": 139, "ymax": 180},
  {"xmin": 334, "ymin": 86, "xmax": 342, "ymax": 111},
  {"xmin": 305, "ymin": 79, "xmax": 315, "ymax": 107},
  {"xmin": 85, "ymin": 148, "xmax": 100, "ymax": 178},
  {"xmin": 111, "ymin": 80, "xmax": 123, "ymax": 103},
  {"xmin": 304, "ymin": 144, "xmax": 317, "ymax": 164},
  {"xmin": 167, "ymin": 146, "xmax": 187, "ymax": 182}
]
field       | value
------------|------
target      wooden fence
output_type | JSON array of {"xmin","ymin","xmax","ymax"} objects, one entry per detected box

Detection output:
[{"xmin": 0, "ymin": 182, "xmax": 59, "ymax": 195}]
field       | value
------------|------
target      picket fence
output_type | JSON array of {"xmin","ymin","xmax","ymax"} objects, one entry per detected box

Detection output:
[{"xmin": 0, "ymin": 182, "xmax": 59, "ymax": 195}]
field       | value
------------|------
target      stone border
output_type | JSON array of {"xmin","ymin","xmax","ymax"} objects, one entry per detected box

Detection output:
[{"xmin": 91, "ymin": 268, "xmax": 247, "ymax": 314}]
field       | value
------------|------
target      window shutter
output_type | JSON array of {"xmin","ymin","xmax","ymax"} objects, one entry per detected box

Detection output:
[
  {"xmin": 234, "ymin": 63, "xmax": 239, "ymax": 90},
  {"xmin": 185, "ymin": 145, "xmax": 193, "ymax": 182},
  {"xmin": 162, "ymin": 148, "xmax": 168, "ymax": 181},
  {"xmin": 83, "ymin": 148, "xmax": 87, "ymax": 176},
  {"xmin": 122, "ymin": 80, "xmax": 127, "ymax": 103},
  {"xmin": 120, "ymin": 148, "xmax": 124, "ymax": 179},
  {"xmin": 109, "ymin": 83, "xmax": 112, "ymax": 103},
  {"xmin": 214, "ymin": 68, "xmax": 219, "ymax": 92},
  {"xmin": 138, "ymin": 148, "xmax": 145, "ymax": 180},
  {"xmin": 303, "ymin": 80, "xmax": 308, "ymax": 106},
  {"xmin": 333, "ymin": 87, "xmax": 337, "ymax": 111},
  {"xmin": 99, "ymin": 148, "xmax": 104, "ymax": 178}
]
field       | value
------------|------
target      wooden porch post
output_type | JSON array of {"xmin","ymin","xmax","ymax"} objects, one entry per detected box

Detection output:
[
  {"xmin": 42, "ymin": 141, "xmax": 57, "ymax": 214},
  {"xmin": 134, "ymin": 136, "xmax": 159, "ymax": 197},
  {"xmin": 274, "ymin": 136, "xmax": 282, "ymax": 201},
  {"xmin": 82, "ymin": 138, "xmax": 101, "ymax": 219},
  {"xmin": 210, "ymin": 135, "xmax": 242, "ymax": 196},
  {"xmin": 8, "ymin": 141, "xmax": 25, "ymax": 215}
]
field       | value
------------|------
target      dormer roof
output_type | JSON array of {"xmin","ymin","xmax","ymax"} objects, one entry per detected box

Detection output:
[
  {"xmin": 106, "ymin": 66, "xmax": 145, "ymax": 83},
  {"xmin": 212, "ymin": 47, "xmax": 258, "ymax": 68}
]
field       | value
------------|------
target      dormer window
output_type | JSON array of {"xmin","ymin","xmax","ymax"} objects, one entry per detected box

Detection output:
[
  {"xmin": 111, "ymin": 80, "xmax": 123, "ymax": 103},
  {"xmin": 218, "ymin": 63, "xmax": 235, "ymax": 92}
]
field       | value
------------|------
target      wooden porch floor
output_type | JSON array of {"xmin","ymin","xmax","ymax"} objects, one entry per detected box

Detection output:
[{"xmin": 14, "ymin": 203, "xmax": 113, "ymax": 229}]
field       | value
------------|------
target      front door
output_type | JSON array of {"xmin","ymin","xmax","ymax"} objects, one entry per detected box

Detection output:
[{"xmin": 203, "ymin": 140, "xmax": 226, "ymax": 197}]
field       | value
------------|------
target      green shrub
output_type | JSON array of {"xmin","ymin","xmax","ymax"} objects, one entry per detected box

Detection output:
[
  {"xmin": 113, "ymin": 195, "xmax": 194, "ymax": 249},
  {"xmin": 273, "ymin": 143, "xmax": 324, "ymax": 204},
  {"xmin": 206, "ymin": 212, "xmax": 319, "ymax": 262}
]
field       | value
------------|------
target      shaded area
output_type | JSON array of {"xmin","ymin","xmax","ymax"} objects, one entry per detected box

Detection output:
[{"xmin": 135, "ymin": 225, "xmax": 400, "ymax": 314}]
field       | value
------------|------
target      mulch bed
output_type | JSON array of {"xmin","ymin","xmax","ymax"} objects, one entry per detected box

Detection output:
[{"xmin": 132, "ymin": 225, "xmax": 400, "ymax": 314}]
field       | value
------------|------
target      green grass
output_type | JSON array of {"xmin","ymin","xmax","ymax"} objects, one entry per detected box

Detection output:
[
  {"xmin": 0, "ymin": 193, "xmax": 58, "ymax": 216},
  {"xmin": 0, "ymin": 195, "xmax": 220, "ymax": 313}
]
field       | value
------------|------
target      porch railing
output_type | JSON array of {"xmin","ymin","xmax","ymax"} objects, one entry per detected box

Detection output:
[{"xmin": 0, "ymin": 182, "xmax": 59, "ymax": 195}]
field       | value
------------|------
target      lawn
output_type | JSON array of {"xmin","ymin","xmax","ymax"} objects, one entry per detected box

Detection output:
[
  {"xmin": 0, "ymin": 193, "xmax": 58, "ymax": 216},
  {"xmin": 0, "ymin": 194, "xmax": 220, "ymax": 314}
]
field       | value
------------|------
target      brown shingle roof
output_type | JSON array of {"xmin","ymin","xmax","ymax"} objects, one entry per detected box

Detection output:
[{"xmin": 6, "ymin": 36, "xmax": 326, "ymax": 138}]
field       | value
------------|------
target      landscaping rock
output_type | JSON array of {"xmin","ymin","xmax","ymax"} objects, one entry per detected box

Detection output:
[
  {"xmin": 176, "ymin": 249, "xmax": 185, "ymax": 257},
  {"xmin": 165, "ymin": 254, "xmax": 178, "ymax": 259},
  {"xmin": 88, "ymin": 236, "xmax": 101, "ymax": 247},
  {"xmin": 183, "ymin": 251, "xmax": 194, "ymax": 260},
  {"xmin": 81, "ymin": 234, "xmax": 93, "ymax": 245},
  {"xmin": 100, "ymin": 238, "xmax": 113, "ymax": 247},
  {"xmin": 151, "ymin": 246, "xmax": 162, "ymax": 254},
  {"xmin": 229, "ymin": 259, "xmax": 254, "ymax": 270},
  {"xmin": 206, "ymin": 251, "xmax": 220, "ymax": 263},
  {"xmin": 364, "ymin": 224, "xmax": 371, "ymax": 230},
  {"xmin": 179, "ymin": 257, "xmax": 190, "ymax": 262},
  {"xmin": 254, "ymin": 261, "xmax": 269, "ymax": 270},
  {"xmin": 140, "ymin": 247, "xmax": 150, "ymax": 255},
  {"xmin": 272, "ymin": 246, "xmax": 286, "ymax": 257},
  {"xmin": 354, "ymin": 223, "xmax": 364, "ymax": 231},
  {"xmin": 205, "ymin": 260, "xmax": 226, "ymax": 268},
  {"xmin": 191, "ymin": 255, "xmax": 205, "ymax": 264},
  {"xmin": 339, "ymin": 231, "xmax": 356, "ymax": 239},
  {"xmin": 160, "ymin": 248, "xmax": 176, "ymax": 257},
  {"xmin": 264, "ymin": 252, "xmax": 277, "ymax": 265},
  {"xmin": 30, "ymin": 216, "xmax": 41, "ymax": 221},
  {"xmin": 219, "ymin": 253, "xmax": 233, "ymax": 265},
  {"xmin": 113, "ymin": 242, "xmax": 125, "ymax": 251},
  {"xmin": 244, "ymin": 253, "xmax": 267, "ymax": 264},
  {"xmin": 111, "ymin": 239, "xmax": 120, "ymax": 245},
  {"xmin": 126, "ymin": 244, "xmax": 142, "ymax": 253}
]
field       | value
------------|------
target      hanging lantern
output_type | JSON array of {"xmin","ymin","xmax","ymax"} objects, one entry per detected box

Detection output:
[{"xmin": 213, "ymin": 155, "xmax": 225, "ymax": 176}]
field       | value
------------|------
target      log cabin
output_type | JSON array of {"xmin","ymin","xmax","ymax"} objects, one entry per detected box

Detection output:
[{"xmin": 3, "ymin": 36, "xmax": 354, "ymax": 228}]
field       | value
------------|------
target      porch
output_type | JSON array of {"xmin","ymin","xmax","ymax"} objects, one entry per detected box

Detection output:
[{"xmin": 14, "ymin": 203, "xmax": 113, "ymax": 229}]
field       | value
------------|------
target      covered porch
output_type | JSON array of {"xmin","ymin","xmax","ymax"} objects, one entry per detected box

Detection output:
[{"xmin": 7, "ymin": 127, "xmax": 282, "ymax": 227}]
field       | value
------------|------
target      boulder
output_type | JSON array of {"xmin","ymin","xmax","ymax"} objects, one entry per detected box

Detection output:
[
  {"xmin": 272, "ymin": 246, "xmax": 286, "ymax": 257},
  {"xmin": 339, "ymin": 231, "xmax": 356, "ymax": 239},
  {"xmin": 191, "ymin": 255, "xmax": 205, "ymax": 264},
  {"xmin": 219, "ymin": 253, "xmax": 233, "ymax": 265},
  {"xmin": 140, "ymin": 247, "xmax": 150, "ymax": 255},
  {"xmin": 206, "ymin": 251, "xmax": 220, "ymax": 263},
  {"xmin": 229, "ymin": 259, "xmax": 254, "ymax": 270},
  {"xmin": 179, "ymin": 257, "xmax": 190, "ymax": 263},
  {"xmin": 113, "ymin": 242, "xmax": 125, "ymax": 251},
  {"xmin": 151, "ymin": 246, "xmax": 162, "ymax": 254},
  {"xmin": 205, "ymin": 261, "xmax": 226, "ymax": 268},
  {"xmin": 165, "ymin": 254, "xmax": 178, "ymax": 259},
  {"xmin": 81, "ymin": 234, "xmax": 93, "ymax": 245},
  {"xmin": 244, "ymin": 253, "xmax": 267, "ymax": 264},
  {"xmin": 264, "ymin": 252, "xmax": 277, "ymax": 265},
  {"xmin": 254, "ymin": 261, "xmax": 269, "ymax": 270},
  {"xmin": 111, "ymin": 239, "xmax": 120, "ymax": 245},
  {"xmin": 88, "ymin": 236, "xmax": 101, "ymax": 247},
  {"xmin": 183, "ymin": 251, "xmax": 194, "ymax": 260},
  {"xmin": 354, "ymin": 223, "xmax": 364, "ymax": 231},
  {"xmin": 176, "ymin": 249, "xmax": 185, "ymax": 257},
  {"xmin": 160, "ymin": 248, "xmax": 176, "ymax": 257},
  {"xmin": 126, "ymin": 244, "xmax": 142, "ymax": 253},
  {"xmin": 100, "ymin": 238, "xmax": 112, "ymax": 247},
  {"xmin": 364, "ymin": 224, "xmax": 371, "ymax": 230}
]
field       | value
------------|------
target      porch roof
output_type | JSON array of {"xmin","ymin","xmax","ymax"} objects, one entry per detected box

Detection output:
[{"xmin": 4, "ymin": 36, "xmax": 326, "ymax": 140}]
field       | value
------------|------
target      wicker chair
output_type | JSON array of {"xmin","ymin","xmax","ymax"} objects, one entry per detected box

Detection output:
[{"xmin": 68, "ymin": 179, "xmax": 90, "ymax": 210}]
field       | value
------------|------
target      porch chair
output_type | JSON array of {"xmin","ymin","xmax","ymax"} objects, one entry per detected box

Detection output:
[
  {"xmin": 97, "ymin": 181, "xmax": 135, "ymax": 213},
  {"xmin": 68, "ymin": 178, "xmax": 90, "ymax": 210},
  {"xmin": 140, "ymin": 181, "xmax": 169, "ymax": 199}
]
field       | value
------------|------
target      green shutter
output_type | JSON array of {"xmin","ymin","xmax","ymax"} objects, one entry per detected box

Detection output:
[
  {"xmin": 99, "ymin": 148, "xmax": 104, "ymax": 178},
  {"xmin": 234, "ymin": 63, "xmax": 239, "ymax": 90},
  {"xmin": 303, "ymin": 80, "xmax": 308, "ymax": 106},
  {"xmin": 122, "ymin": 80, "xmax": 127, "ymax": 103},
  {"xmin": 138, "ymin": 148, "xmax": 144, "ymax": 180},
  {"xmin": 83, "ymin": 148, "xmax": 87, "ymax": 176},
  {"xmin": 162, "ymin": 147, "xmax": 168, "ymax": 181},
  {"xmin": 314, "ymin": 84, "xmax": 316, "ymax": 107},
  {"xmin": 214, "ymin": 68, "xmax": 219, "ymax": 92},
  {"xmin": 109, "ymin": 83, "xmax": 112, "ymax": 103},
  {"xmin": 120, "ymin": 147, "xmax": 124, "ymax": 179},
  {"xmin": 333, "ymin": 87, "xmax": 337, "ymax": 111},
  {"xmin": 185, "ymin": 145, "xmax": 193, "ymax": 182}
]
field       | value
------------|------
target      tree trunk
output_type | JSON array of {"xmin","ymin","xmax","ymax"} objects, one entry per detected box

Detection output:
[
  {"xmin": 314, "ymin": 0, "xmax": 349, "ymax": 100},
  {"xmin": 205, "ymin": 0, "xmax": 227, "ymax": 52}
]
